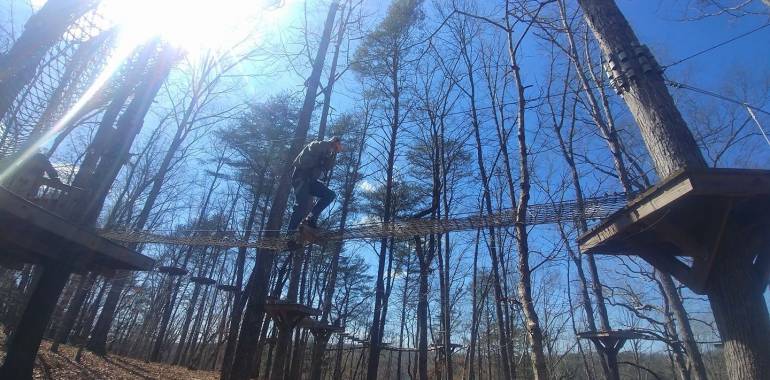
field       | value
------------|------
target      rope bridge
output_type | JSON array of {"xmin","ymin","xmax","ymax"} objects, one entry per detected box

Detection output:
[{"xmin": 99, "ymin": 193, "xmax": 628, "ymax": 250}]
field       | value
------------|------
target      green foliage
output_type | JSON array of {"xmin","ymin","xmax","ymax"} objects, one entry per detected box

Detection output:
[
  {"xmin": 217, "ymin": 94, "xmax": 299, "ymax": 192},
  {"xmin": 351, "ymin": 0, "xmax": 425, "ymax": 76},
  {"xmin": 360, "ymin": 179, "xmax": 427, "ymax": 220}
]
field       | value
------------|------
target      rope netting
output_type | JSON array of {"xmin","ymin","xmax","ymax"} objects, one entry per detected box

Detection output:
[
  {"xmin": 99, "ymin": 193, "xmax": 629, "ymax": 250},
  {"xmin": 0, "ymin": 5, "xmax": 115, "ymax": 158}
]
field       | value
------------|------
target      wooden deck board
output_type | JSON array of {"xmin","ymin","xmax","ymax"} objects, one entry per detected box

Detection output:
[
  {"xmin": 577, "ymin": 168, "xmax": 770, "ymax": 293},
  {"xmin": 0, "ymin": 186, "xmax": 153, "ymax": 271}
]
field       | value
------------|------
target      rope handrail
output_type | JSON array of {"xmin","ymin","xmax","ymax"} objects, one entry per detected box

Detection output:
[{"xmin": 99, "ymin": 193, "xmax": 629, "ymax": 250}]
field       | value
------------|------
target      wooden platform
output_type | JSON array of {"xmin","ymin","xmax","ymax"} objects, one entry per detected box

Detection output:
[
  {"xmin": 190, "ymin": 276, "xmax": 216, "ymax": 285},
  {"xmin": 158, "ymin": 266, "xmax": 187, "ymax": 276},
  {"xmin": 578, "ymin": 168, "xmax": 770, "ymax": 293},
  {"xmin": 217, "ymin": 284, "xmax": 238, "ymax": 292},
  {"xmin": 264, "ymin": 298, "xmax": 320, "ymax": 329},
  {"xmin": 297, "ymin": 317, "xmax": 344, "ymax": 336},
  {"xmin": 576, "ymin": 329, "xmax": 654, "ymax": 378},
  {"xmin": 298, "ymin": 224, "xmax": 322, "ymax": 246},
  {"xmin": 577, "ymin": 329, "xmax": 653, "ymax": 342},
  {"xmin": 0, "ymin": 186, "xmax": 153, "ymax": 272},
  {"xmin": 0, "ymin": 186, "xmax": 154, "ymax": 379},
  {"xmin": 429, "ymin": 342, "xmax": 464, "ymax": 353}
]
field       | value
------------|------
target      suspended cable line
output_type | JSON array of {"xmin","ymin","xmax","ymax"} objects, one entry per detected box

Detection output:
[
  {"xmin": 662, "ymin": 22, "xmax": 770, "ymax": 70},
  {"xmin": 745, "ymin": 106, "xmax": 770, "ymax": 148},
  {"xmin": 100, "ymin": 192, "xmax": 629, "ymax": 250},
  {"xmin": 666, "ymin": 79, "xmax": 770, "ymax": 116}
]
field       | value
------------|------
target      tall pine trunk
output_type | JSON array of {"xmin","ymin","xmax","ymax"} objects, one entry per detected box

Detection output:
[
  {"xmin": 224, "ymin": 3, "xmax": 338, "ymax": 379},
  {"xmin": 577, "ymin": 1, "xmax": 769, "ymax": 378}
]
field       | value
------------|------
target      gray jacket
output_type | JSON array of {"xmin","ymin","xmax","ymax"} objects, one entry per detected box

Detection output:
[{"xmin": 292, "ymin": 140, "xmax": 336, "ymax": 181}]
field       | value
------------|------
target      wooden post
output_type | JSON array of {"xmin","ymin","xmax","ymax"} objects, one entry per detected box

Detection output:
[
  {"xmin": 0, "ymin": 262, "xmax": 71, "ymax": 379},
  {"xmin": 50, "ymin": 272, "xmax": 97, "ymax": 352},
  {"xmin": 270, "ymin": 249, "xmax": 306, "ymax": 380},
  {"xmin": 577, "ymin": 1, "xmax": 770, "ymax": 378},
  {"xmin": 308, "ymin": 331, "xmax": 332, "ymax": 380},
  {"xmin": 224, "ymin": 2, "xmax": 339, "ymax": 379}
]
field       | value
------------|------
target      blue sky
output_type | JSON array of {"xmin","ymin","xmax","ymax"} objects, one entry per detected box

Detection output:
[
  {"xmin": 621, "ymin": 0, "xmax": 770, "ymax": 89},
  {"xmin": 5, "ymin": 0, "xmax": 768, "ymax": 349}
]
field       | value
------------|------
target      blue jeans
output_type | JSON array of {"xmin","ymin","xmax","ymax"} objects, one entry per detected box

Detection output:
[{"xmin": 287, "ymin": 178, "xmax": 335, "ymax": 232}]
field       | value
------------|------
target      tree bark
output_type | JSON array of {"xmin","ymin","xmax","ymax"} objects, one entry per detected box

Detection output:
[
  {"xmin": 0, "ymin": 262, "xmax": 71, "ymax": 379},
  {"xmin": 225, "ymin": 3, "xmax": 338, "ymax": 378},
  {"xmin": 51, "ymin": 272, "xmax": 97, "ymax": 352},
  {"xmin": 707, "ymin": 227, "xmax": 770, "ymax": 379},
  {"xmin": 657, "ymin": 272, "xmax": 708, "ymax": 380},
  {"xmin": 576, "ymin": 0, "xmax": 706, "ymax": 178},
  {"xmin": 414, "ymin": 237, "xmax": 431, "ymax": 380},
  {"xmin": 578, "ymin": 1, "xmax": 770, "ymax": 379},
  {"xmin": 0, "ymin": 0, "xmax": 97, "ymax": 121}
]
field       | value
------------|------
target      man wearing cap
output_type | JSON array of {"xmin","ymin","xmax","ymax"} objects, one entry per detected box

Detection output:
[{"xmin": 287, "ymin": 136, "xmax": 343, "ymax": 233}]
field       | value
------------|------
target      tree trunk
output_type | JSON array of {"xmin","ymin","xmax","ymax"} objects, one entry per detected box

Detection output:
[
  {"xmin": 150, "ymin": 274, "xmax": 181, "ymax": 362},
  {"xmin": 89, "ymin": 44, "xmax": 219, "ymax": 355},
  {"xmin": 462, "ymin": 41, "xmax": 513, "ymax": 380},
  {"xmin": 504, "ymin": 6, "xmax": 548, "ymax": 376},
  {"xmin": 365, "ymin": 42, "xmax": 401, "ymax": 380},
  {"xmin": 0, "ymin": 262, "xmax": 71, "ymax": 379},
  {"xmin": 316, "ymin": 0, "xmax": 350, "ymax": 139},
  {"xmin": 657, "ymin": 272, "xmax": 708, "ymax": 380},
  {"xmin": 73, "ymin": 45, "xmax": 177, "ymax": 226},
  {"xmin": 465, "ymin": 230, "xmax": 481, "ymax": 380},
  {"xmin": 173, "ymin": 281, "xmax": 202, "ymax": 364},
  {"xmin": 309, "ymin": 112, "xmax": 369, "ymax": 380},
  {"xmin": 0, "ymin": 0, "xmax": 97, "ymax": 121},
  {"xmin": 225, "ymin": 3, "xmax": 338, "ymax": 378},
  {"xmin": 557, "ymin": 5, "xmax": 709, "ymax": 378},
  {"xmin": 657, "ymin": 275, "xmax": 692, "ymax": 380},
  {"xmin": 707, "ymin": 230, "xmax": 770, "ymax": 379},
  {"xmin": 578, "ymin": 1, "xmax": 770, "ymax": 378},
  {"xmin": 268, "ymin": 248, "xmax": 305, "ymax": 380},
  {"xmin": 220, "ymin": 181, "xmax": 263, "ymax": 374},
  {"xmin": 576, "ymin": 0, "xmax": 706, "ymax": 178},
  {"xmin": 396, "ymin": 254, "xmax": 412, "ymax": 380},
  {"xmin": 87, "ymin": 274, "xmax": 127, "ymax": 355},
  {"xmin": 414, "ymin": 237, "xmax": 431, "ymax": 380},
  {"xmin": 51, "ymin": 272, "xmax": 97, "ymax": 352}
]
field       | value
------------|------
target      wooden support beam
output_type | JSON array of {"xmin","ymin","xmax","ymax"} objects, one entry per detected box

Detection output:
[
  {"xmin": 579, "ymin": 169, "xmax": 770, "ymax": 295},
  {"xmin": 0, "ymin": 261, "xmax": 71, "ymax": 379}
]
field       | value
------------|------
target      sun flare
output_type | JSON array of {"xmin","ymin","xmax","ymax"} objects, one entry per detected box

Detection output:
[{"xmin": 101, "ymin": 0, "xmax": 289, "ymax": 53}]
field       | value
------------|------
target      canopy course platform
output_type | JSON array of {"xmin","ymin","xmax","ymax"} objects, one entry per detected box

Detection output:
[
  {"xmin": 158, "ymin": 265, "xmax": 188, "ymax": 276},
  {"xmin": 578, "ymin": 168, "xmax": 770, "ymax": 294},
  {"xmin": 0, "ymin": 186, "xmax": 153, "ymax": 271},
  {"xmin": 264, "ymin": 298, "xmax": 320, "ymax": 330},
  {"xmin": 217, "ymin": 284, "xmax": 239, "ymax": 292},
  {"xmin": 577, "ymin": 329, "xmax": 660, "ymax": 379},
  {"xmin": 0, "ymin": 186, "xmax": 153, "ymax": 379},
  {"xmin": 429, "ymin": 342, "xmax": 464, "ymax": 352},
  {"xmin": 298, "ymin": 317, "xmax": 344, "ymax": 341},
  {"xmin": 190, "ymin": 276, "xmax": 216, "ymax": 285}
]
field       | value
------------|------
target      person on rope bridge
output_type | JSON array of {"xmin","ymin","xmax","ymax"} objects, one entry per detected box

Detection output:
[{"xmin": 287, "ymin": 136, "xmax": 343, "ymax": 236}]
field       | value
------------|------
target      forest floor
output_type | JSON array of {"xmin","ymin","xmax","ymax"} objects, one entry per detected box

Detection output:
[{"xmin": 0, "ymin": 340, "xmax": 219, "ymax": 380}]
